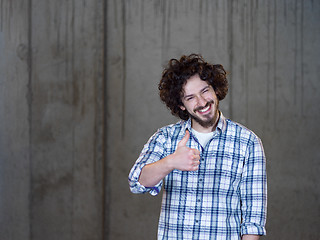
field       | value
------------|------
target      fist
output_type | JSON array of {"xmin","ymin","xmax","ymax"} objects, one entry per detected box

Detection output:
[{"xmin": 171, "ymin": 130, "xmax": 201, "ymax": 171}]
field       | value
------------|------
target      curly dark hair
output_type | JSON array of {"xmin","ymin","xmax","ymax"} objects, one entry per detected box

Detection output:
[{"xmin": 158, "ymin": 54, "xmax": 229, "ymax": 120}]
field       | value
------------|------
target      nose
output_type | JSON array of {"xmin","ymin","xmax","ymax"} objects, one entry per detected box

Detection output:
[{"xmin": 197, "ymin": 95, "xmax": 207, "ymax": 107}]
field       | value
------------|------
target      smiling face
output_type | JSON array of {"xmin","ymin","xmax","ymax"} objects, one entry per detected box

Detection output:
[{"xmin": 180, "ymin": 74, "xmax": 220, "ymax": 132}]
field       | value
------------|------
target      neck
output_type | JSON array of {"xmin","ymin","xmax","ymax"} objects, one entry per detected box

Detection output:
[{"xmin": 192, "ymin": 111, "xmax": 220, "ymax": 133}]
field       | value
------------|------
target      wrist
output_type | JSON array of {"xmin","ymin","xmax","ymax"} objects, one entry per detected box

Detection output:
[
  {"xmin": 163, "ymin": 154, "xmax": 175, "ymax": 172},
  {"xmin": 242, "ymin": 234, "xmax": 260, "ymax": 240}
]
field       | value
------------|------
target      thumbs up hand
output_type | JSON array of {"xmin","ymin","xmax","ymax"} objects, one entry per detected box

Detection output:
[{"xmin": 170, "ymin": 130, "xmax": 201, "ymax": 171}]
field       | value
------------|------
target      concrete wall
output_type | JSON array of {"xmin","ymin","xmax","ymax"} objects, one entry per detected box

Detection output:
[
  {"xmin": 1, "ymin": 0, "xmax": 319, "ymax": 240},
  {"xmin": 107, "ymin": 1, "xmax": 320, "ymax": 240},
  {"xmin": 0, "ymin": 1, "xmax": 106, "ymax": 239}
]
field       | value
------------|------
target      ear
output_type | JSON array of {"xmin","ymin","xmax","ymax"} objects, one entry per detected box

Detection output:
[{"xmin": 180, "ymin": 105, "xmax": 186, "ymax": 111}]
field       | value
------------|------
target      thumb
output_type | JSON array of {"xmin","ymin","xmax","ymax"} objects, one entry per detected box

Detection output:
[{"xmin": 178, "ymin": 130, "xmax": 190, "ymax": 147}]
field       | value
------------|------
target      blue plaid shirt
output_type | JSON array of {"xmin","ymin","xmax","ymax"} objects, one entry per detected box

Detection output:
[{"xmin": 129, "ymin": 113, "xmax": 267, "ymax": 239}]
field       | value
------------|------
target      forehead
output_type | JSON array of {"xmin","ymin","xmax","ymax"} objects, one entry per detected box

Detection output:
[{"xmin": 182, "ymin": 75, "xmax": 210, "ymax": 95}]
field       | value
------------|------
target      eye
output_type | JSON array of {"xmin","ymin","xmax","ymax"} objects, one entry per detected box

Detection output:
[
  {"xmin": 185, "ymin": 96, "xmax": 194, "ymax": 101},
  {"xmin": 202, "ymin": 88, "xmax": 210, "ymax": 94}
]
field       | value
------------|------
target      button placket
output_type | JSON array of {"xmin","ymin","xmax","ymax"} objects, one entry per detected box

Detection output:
[{"xmin": 193, "ymin": 156, "xmax": 205, "ymax": 238}]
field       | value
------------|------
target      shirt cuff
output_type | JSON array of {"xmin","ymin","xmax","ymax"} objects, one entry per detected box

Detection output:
[
  {"xmin": 130, "ymin": 179, "xmax": 162, "ymax": 196},
  {"xmin": 241, "ymin": 223, "xmax": 266, "ymax": 236}
]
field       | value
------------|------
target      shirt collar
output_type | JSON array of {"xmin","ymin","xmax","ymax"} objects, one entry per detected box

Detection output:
[
  {"xmin": 183, "ymin": 111, "xmax": 227, "ymax": 133},
  {"xmin": 217, "ymin": 111, "xmax": 227, "ymax": 133}
]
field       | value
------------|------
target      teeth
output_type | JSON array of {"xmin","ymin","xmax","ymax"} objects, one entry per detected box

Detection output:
[{"xmin": 198, "ymin": 105, "xmax": 210, "ymax": 113}]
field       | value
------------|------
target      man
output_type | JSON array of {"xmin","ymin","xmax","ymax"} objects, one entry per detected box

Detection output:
[{"xmin": 128, "ymin": 54, "xmax": 267, "ymax": 240}]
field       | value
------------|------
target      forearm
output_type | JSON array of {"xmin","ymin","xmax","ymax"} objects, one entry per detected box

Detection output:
[
  {"xmin": 139, "ymin": 155, "xmax": 174, "ymax": 187},
  {"xmin": 138, "ymin": 130, "xmax": 200, "ymax": 187},
  {"xmin": 242, "ymin": 235, "xmax": 260, "ymax": 240}
]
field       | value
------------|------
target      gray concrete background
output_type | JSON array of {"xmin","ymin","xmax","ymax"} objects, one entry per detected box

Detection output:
[
  {"xmin": 107, "ymin": 1, "xmax": 320, "ymax": 240},
  {"xmin": 1, "ymin": 0, "xmax": 320, "ymax": 240},
  {"xmin": 1, "ymin": 1, "xmax": 105, "ymax": 239}
]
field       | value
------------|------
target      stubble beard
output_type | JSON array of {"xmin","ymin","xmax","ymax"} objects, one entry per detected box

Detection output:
[{"xmin": 189, "ymin": 100, "xmax": 220, "ymax": 129}]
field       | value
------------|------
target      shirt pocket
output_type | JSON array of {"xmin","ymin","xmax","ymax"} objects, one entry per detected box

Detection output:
[{"xmin": 218, "ymin": 153, "xmax": 244, "ymax": 190}]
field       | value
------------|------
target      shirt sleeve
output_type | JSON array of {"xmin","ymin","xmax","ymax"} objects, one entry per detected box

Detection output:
[
  {"xmin": 128, "ymin": 129, "xmax": 167, "ymax": 196},
  {"xmin": 240, "ymin": 135, "xmax": 267, "ymax": 236}
]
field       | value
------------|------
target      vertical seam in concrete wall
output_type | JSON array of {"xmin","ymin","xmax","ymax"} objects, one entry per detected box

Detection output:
[
  {"xmin": 103, "ymin": 0, "xmax": 109, "ymax": 238},
  {"xmin": 198, "ymin": 1, "xmax": 202, "ymax": 53},
  {"xmin": 227, "ymin": 0, "xmax": 234, "ymax": 119},
  {"xmin": 300, "ymin": 0, "xmax": 304, "ymax": 117},
  {"xmin": 266, "ymin": 1, "xmax": 270, "ymax": 120},
  {"xmin": 27, "ymin": 0, "xmax": 33, "ymax": 239},
  {"xmin": 245, "ymin": 2, "xmax": 250, "ymax": 125},
  {"xmin": 273, "ymin": 0, "xmax": 277, "ymax": 129},
  {"xmin": 294, "ymin": 0, "xmax": 298, "ymax": 106},
  {"xmin": 121, "ymin": 0, "xmax": 127, "ymax": 140},
  {"xmin": 161, "ymin": 0, "xmax": 167, "ymax": 63},
  {"xmin": 0, "ymin": 0, "xmax": 3, "ymax": 31},
  {"xmin": 70, "ymin": 0, "xmax": 76, "ymax": 237}
]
